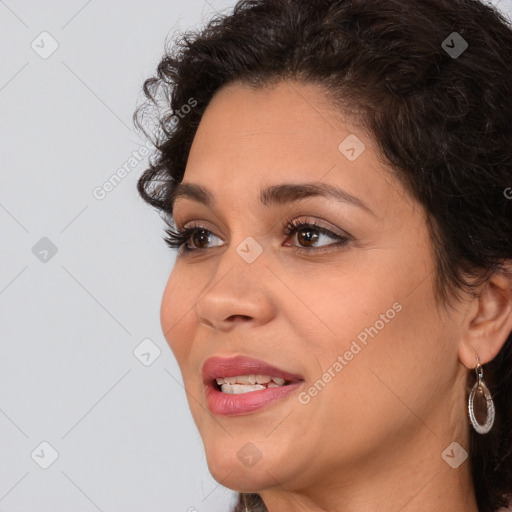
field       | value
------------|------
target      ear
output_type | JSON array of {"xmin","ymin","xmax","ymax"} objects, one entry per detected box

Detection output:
[{"xmin": 458, "ymin": 266, "xmax": 512, "ymax": 369}]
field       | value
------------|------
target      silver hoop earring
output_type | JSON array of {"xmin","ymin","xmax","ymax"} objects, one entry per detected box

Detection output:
[{"xmin": 468, "ymin": 357, "xmax": 495, "ymax": 435}]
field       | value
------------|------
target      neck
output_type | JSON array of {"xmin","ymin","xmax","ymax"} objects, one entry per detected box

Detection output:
[{"xmin": 259, "ymin": 425, "xmax": 478, "ymax": 512}]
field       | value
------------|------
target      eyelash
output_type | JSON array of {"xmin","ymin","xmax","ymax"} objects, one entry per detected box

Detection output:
[{"xmin": 163, "ymin": 219, "xmax": 350, "ymax": 254}]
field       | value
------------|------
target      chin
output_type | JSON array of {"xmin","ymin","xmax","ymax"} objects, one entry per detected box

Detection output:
[{"xmin": 203, "ymin": 436, "xmax": 291, "ymax": 493}]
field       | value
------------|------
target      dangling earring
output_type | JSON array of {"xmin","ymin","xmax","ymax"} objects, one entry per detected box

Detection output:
[{"xmin": 468, "ymin": 355, "xmax": 495, "ymax": 434}]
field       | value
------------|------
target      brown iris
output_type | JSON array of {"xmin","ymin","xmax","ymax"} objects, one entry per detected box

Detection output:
[
  {"xmin": 191, "ymin": 229, "xmax": 210, "ymax": 248},
  {"xmin": 297, "ymin": 228, "xmax": 320, "ymax": 247}
]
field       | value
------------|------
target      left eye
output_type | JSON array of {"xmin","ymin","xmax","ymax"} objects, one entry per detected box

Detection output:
[
  {"xmin": 284, "ymin": 222, "xmax": 349, "ymax": 249},
  {"xmin": 289, "ymin": 227, "xmax": 337, "ymax": 247}
]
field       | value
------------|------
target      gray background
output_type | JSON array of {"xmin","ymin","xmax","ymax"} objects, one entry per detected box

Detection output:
[{"xmin": 1, "ymin": 1, "xmax": 511, "ymax": 511}]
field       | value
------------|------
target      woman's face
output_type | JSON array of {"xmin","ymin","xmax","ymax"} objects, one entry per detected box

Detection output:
[{"xmin": 160, "ymin": 80, "xmax": 469, "ymax": 499}]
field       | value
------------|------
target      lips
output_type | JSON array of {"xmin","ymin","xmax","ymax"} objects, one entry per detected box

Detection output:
[
  {"xmin": 202, "ymin": 355, "xmax": 305, "ymax": 416},
  {"xmin": 202, "ymin": 355, "xmax": 304, "ymax": 385}
]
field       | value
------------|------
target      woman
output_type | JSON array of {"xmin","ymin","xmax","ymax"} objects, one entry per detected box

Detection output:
[{"xmin": 135, "ymin": 0, "xmax": 512, "ymax": 510}]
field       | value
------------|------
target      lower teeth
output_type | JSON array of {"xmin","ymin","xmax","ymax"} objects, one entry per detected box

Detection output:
[{"xmin": 220, "ymin": 383, "xmax": 282, "ymax": 394}]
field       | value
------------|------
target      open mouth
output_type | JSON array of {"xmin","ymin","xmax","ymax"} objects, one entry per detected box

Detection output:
[
  {"xmin": 214, "ymin": 374, "xmax": 291, "ymax": 394},
  {"xmin": 202, "ymin": 355, "xmax": 304, "ymax": 415}
]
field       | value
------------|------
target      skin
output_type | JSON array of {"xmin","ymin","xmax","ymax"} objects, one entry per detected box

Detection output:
[{"xmin": 160, "ymin": 80, "xmax": 512, "ymax": 512}]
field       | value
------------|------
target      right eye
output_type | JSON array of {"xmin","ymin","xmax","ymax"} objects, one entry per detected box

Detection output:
[{"xmin": 163, "ymin": 224, "xmax": 224, "ymax": 252}]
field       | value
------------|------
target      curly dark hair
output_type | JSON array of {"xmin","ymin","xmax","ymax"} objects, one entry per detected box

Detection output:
[{"xmin": 134, "ymin": 0, "xmax": 512, "ymax": 510}]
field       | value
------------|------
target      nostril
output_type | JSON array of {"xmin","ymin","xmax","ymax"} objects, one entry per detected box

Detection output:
[{"xmin": 226, "ymin": 314, "xmax": 252, "ymax": 322}]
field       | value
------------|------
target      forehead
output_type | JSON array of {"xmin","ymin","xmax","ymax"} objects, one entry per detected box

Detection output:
[
  {"xmin": 181, "ymin": 80, "xmax": 403, "ymax": 216},
  {"xmin": 188, "ymin": 80, "xmax": 357, "ymax": 160}
]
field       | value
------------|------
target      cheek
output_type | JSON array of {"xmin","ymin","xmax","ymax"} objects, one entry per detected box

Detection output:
[
  {"xmin": 160, "ymin": 267, "xmax": 197, "ymax": 364},
  {"xmin": 292, "ymin": 240, "xmax": 445, "ymax": 406},
  {"xmin": 316, "ymin": 275, "xmax": 449, "ymax": 429},
  {"xmin": 285, "ymin": 253, "xmax": 404, "ymax": 358}
]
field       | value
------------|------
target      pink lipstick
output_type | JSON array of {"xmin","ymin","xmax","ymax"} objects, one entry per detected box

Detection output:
[{"xmin": 202, "ymin": 355, "xmax": 304, "ymax": 416}]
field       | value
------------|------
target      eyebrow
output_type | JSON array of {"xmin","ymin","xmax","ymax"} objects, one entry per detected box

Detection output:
[{"xmin": 169, "ymin": 181, "xmax": 374, "ymax": 215}]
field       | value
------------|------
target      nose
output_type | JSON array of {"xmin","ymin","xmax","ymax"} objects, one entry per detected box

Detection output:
[{"xmin": 194, "ymin": 255, "xmax": 275, "ymax": 332}]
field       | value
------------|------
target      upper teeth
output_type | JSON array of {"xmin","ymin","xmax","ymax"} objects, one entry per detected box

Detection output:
[
  {"xmin": 216, "ymin": 374, "xmax": 286, "ymax": 386},
  {"xmin": 215, "ymin": 374, "xmax": 287, "ymax": 393}
]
